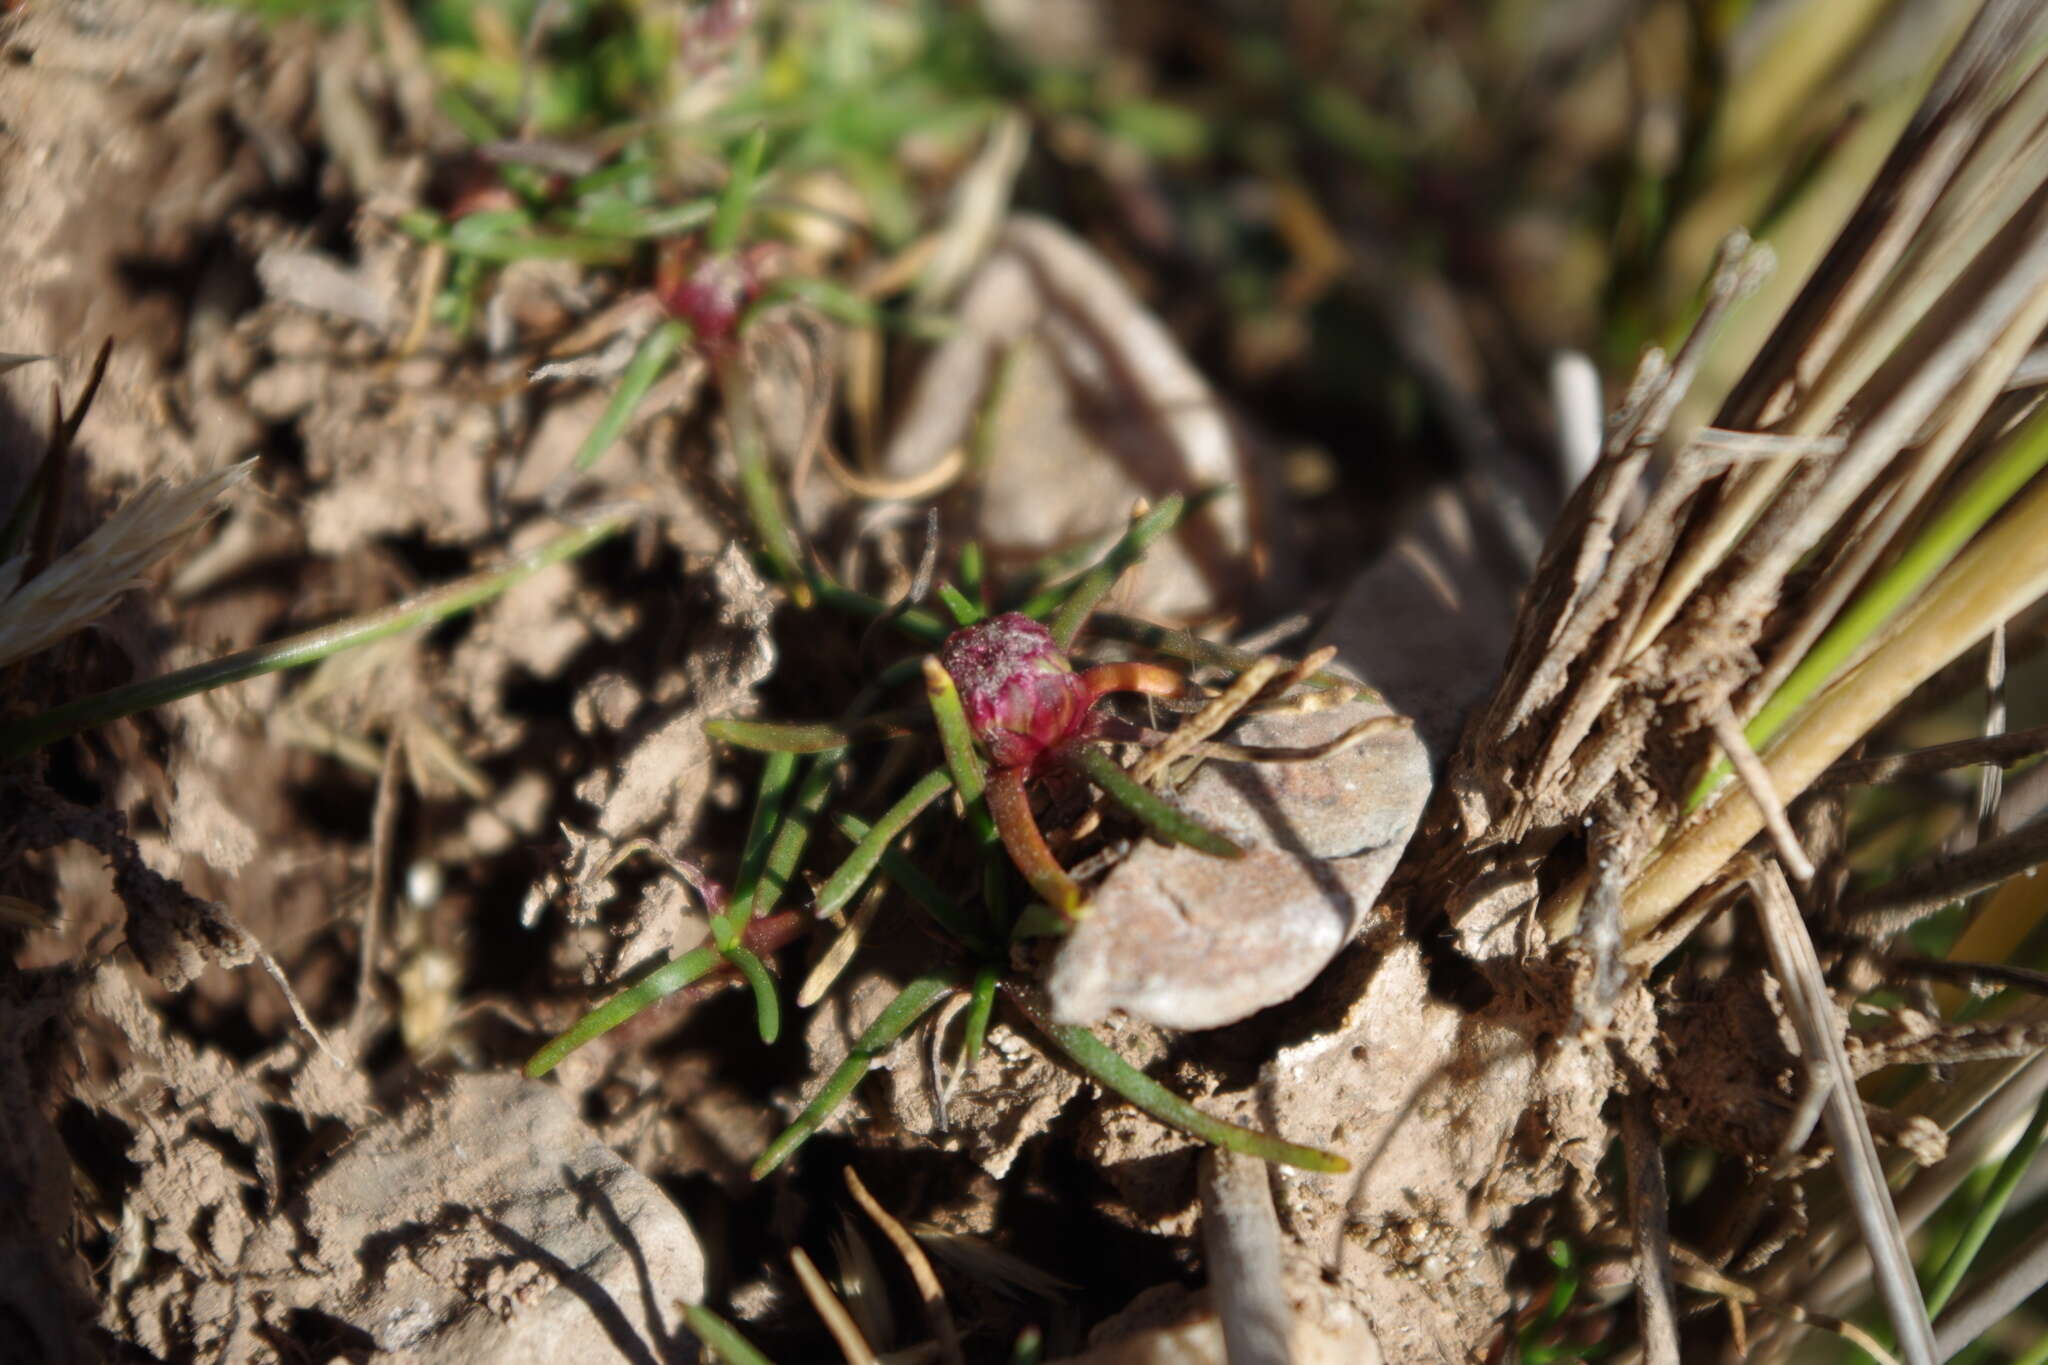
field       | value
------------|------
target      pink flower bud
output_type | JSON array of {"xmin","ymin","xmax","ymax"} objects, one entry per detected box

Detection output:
[
  {"xmin": 656, "ymin": 251, "xmax": 756, "ymax": 346},
  {"xmin": 938, "ymin": 613, "xmax": 1095, "ymax": 770}
]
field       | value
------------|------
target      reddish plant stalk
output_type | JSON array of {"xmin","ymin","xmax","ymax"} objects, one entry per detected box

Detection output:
[{"xmin": 986, "ymin": 767, "xmax": 1083, "ymax": 916}]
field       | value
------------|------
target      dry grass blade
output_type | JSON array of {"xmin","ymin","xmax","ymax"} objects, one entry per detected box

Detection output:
[
  {"xmin": 1842, "ymin": 818, "xmax": 2048, "ymax": 932},
  {"xmin": 353, "ymin": 734, "xmax": 405, "ymax": 1039},
  {"xmin": 1709, "ymin": 707, "xmax": 1816, "ymax": 884},
  {"xmin": 0, "ymin": 459, "xmax": 254, "ymax": 670},
  {"xmin": 1616, "ymin": 471, "xmax": 2048, "ymax": 943},
  {"xmin": 1805, "ymin": 1051, "xmax": 2048, "ymax": 1314},
  {"xmin": 1932, "ymin": 1212, "xmax": 2048, "ymax": 1357},
  {"xmin": 798, "ymin": 878, "xmax": 887, "ymax": 1008},
  {"xmin": 1128, "ymin": 655, "xmax": 1281, "ymax": 786},
  {"xmin": 1748, "ymin": 862, "xmax": 1936, "ymax": 1365},
  {"xmin": 844, "ymin": 1168, "xmax": 962, "ymax": 1365},
  {"xmin": 1817, "ymin": 721, "xmax": 2048, "ymax": 788},
  {"xmin": 791, "ymin": 1246, "xmax": 879, "ymax": 1365}
]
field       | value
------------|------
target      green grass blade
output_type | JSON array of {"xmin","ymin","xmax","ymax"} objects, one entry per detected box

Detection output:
[
  {"xmin": 525, "ymin": 943, "xmax": 723, "ymax": 1077},
  {"xmin": 815, "ymin": 767, "xmax": 953, "ymax": 917},
  {"xmin": 1693, "ymin": 404, "xmax": 2048, "ymax": 809},
  {"xmin": 750, "ymin": 971, "xmax": 959, "ymax": 1178},
  {"xmin": 0, "ymin": 513, "xmax": 630, "ymax": 760},
  {"xmin": 959, "ymin": 964, "xmax": 999, "ymax": 1067},
  {"xmin": 562, "ymin": 197, "xmax": 715, "ymax": 239},
  {"xmin": 1013, "ymin": 991, "xmax": 1349, "ymax": 1173},
  {"xmin": 1045, "ymin": 493, "xmax": 1188, "ymax": 648},
  {"xmin": 711, "ymin": 127, "xmax": 768, "ymax": 254},
  {"xmin": 725, "ymin": 944, "xmax": 782, "ymax": 1046},
  {"xmin": 722, "ymin": 750, "xmax": 798, "ymax": 937},
  {"xmin": 936, "ymin": 582, "xmax": 983, "ymax": 627},
  {"xmin": 807, "ymin": 578, "xmax": 951, "ymax": 644},
  {"xmin": 922, "ymin": 658, "xmax": 987, "ymax": 807},
  {"xmin": 1062, "ymin": 743, "xmax": 1243, "ymax": 858},
  {"xmin": 1924, "ymin": 1087, "xmax": 2048, "ymax": 1317},
  {"xmin": 703, "ymin": 711, "xmax": 922, "ymax": 753},
  {"xmin": 751, "ymin": 751, "xmax": 842, "ymax": 920},
  {"xmin": 574, "ymin": 320, "xmax": 689, "ymax": 472},
  {"xmin": 684, "ymin": 1304, "xmax": 775, "ymax": 1365},
  {"xmin": 446, "ymin": 231, "xmax": 640, "ymax": 265},
  {"xmin": 714, "ymin": 349, "xmax": 812, "ymax": 604}
]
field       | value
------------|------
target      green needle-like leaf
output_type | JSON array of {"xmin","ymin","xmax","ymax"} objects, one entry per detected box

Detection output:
[
  {"xmin": 922, "ymin": 657, "xmax": 987, "ymax": 807},
  {"xmin": 0, "ymin": 513, "xmax": 631, "ymax": 760},
  {"xmin": 574, "ymin": 320, "xmax": 689, "ymax": 472},
  {"xmin": 684, "ymin": 1304, "xmax": 775, "ymax": 1365},
  {"xmin": 722, "ymin": 750, "xmax": 797, "ymax": 938},
  {"xmin": 725, "ymin": 944, "xmax": 782, "ymax": 1046},
  {"xmin": 524, "ymin": 911, "xmax": 805, "ymax": 1076},
  {"xmin": 815, "ymin": 768, "xmax": 953, "ymax": 917},
  {"xmin": 715, "ymin": 349, "xmax": 812, "ymax": 604},
  {"xmin": 703, "ymin": 711, "xmax": 923, "ymax": 753},
  {"xmin": 1045, "ymin": 493, "xmax": 1188, "ymax": 648},
  {"xmin": 751, "ymin": 971, "xmax": 960, "ymax": 1178},
  {"xmin": 711, "ymin": 128, "xmax": 769, "ymax": 255},
  {"xmin": 833, "ymin": 811, "xmax": 993, "ymax": 955},
  {"xmin": 1014, "ymin": 991, "xmax": 1349, "ymax": 1174},
  {"xmin": 806, "ymin": 578, "xmax": 951, "ymax": 644},
  {"xmin": 525, "ymin": 943, "xmax": 722, "ymax": 1077},
  {"xmin": 957, "ymin": 541, "xmax": 985, "ymax": 602},
  {"xmin": 959, "ymin": 964, "xmax": 999, "ymax": 1067},
  {"xmin": 1061, "ymin": 743, "xmax": 1243, "ymax": 858},
  {"xmin": 936, "ymin": 581, "xmax": 983, "ymax": 627},
  {"xmin": 751, "ymin": 751, "xmax": 843, "ymax": 920}
]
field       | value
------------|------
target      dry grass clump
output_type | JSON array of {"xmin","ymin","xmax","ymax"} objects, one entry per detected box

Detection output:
[{"xmin": 1398, "ymin": 1, "xmax": 2048, "ymax": 1358}]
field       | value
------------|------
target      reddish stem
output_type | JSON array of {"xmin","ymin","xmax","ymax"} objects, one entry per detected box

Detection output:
[
  {"xmin": 1079, "ymin": 661, "xmax": 1187, "ymax": 704},
  {"xmin": 986, "ymin": 766, "xmax": 1084, "ymax": 917},
  {"xmin": 605, "ymin": 910, "xmax": 808, "ymax": 1044}
]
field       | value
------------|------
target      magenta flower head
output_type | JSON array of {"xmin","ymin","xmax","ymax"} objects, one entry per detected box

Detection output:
[{"xmin": 939, "ymin": 613, "xmax": 1096, "ymax": 771}]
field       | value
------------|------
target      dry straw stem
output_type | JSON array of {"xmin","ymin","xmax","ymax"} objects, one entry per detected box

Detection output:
[
  {"xmin": 1619, "ymin": 469, "xmax": 2048, "ymax": 942},
  {"xmin": 843, "ymin": 1167, "xmax": 962, "ymax": 1365},
  {"xmin": 1618, "ymin": 1095, "xmax": 1681, "ymax": 1365},
  {"xmin": 0, "ymin": 459, "xmax": 253, "ymax": 669},
  {"xmin": 1748, "ymin": 862, "xmax": 1937, "ymax": 1365},
  {"xmin": 790, "ymin": 1246, "xmax": 878, "ymax": 1365}
]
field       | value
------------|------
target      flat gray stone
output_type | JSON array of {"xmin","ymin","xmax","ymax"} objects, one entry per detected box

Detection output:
[
  {"xmin": 1047, "ymin": 695, "xmax": 1429, "ymax": 1030},
  {"xmin": 300, "ymin": 1073, "xmax": 707, "ymax": 1364}
]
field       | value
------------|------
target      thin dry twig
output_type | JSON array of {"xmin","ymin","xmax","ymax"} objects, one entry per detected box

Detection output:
[
  {"xmin": 1618, "ymin": 1096, "xmax": 1681, "ymax": 1365},
  {"xmin": 844, "ymin": 1167, "xmax": 963, "ymax": 1365},
  {"xmin": 353, "ymin": 732, "xmax": 405, "ymax": 1038},
  {"xmin": 1711, "ymin": 706, "xmax": 1815, "ymax": 884},
  {"xmin": 1669, "ymin": 1247, "xmax": 1902, "ymax": 1365},
  {"xmin": 1817, "ymin": 722, "xmax": 2048, "ymax": 789},
  {"xmin": 1841, "ymin": 817, "xmax": 2048, "ymax": 933},
  {"xmin": 1129, "ymin": 656, "xmax": 1282, "ymax": 786}
]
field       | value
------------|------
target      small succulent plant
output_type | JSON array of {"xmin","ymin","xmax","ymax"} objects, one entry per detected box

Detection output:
[
  {"xmin": 934, "ymin": 610, "xmax": 1236, "ymax": 916},
  {"xmin": 528, "ymin": 495, "xmax": 1360, "ymax": 1178}
]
